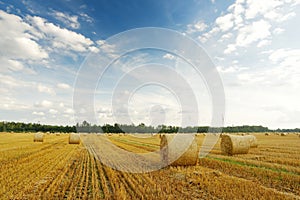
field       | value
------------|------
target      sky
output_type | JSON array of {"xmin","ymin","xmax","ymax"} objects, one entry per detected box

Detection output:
[{"xmin": 0, "ymin": 0, "xmax": 299, "ymax": 129}]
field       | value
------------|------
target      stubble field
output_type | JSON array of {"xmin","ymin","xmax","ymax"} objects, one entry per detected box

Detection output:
[{"xmin": 0, "ymin": 132, "xmax": 299, "ymax": 199}]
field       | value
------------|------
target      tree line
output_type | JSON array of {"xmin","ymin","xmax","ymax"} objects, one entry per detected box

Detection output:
[
  {"xmin": 0, "ymin": 121, "xmax": 75, "ymax": 133},
  {"xmin": 1, "ymin": 121, "xmax": 298, "ymax": 133}
]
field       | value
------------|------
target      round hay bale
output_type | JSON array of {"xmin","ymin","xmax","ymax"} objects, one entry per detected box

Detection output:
[
  {"xmin": 265, "ymin": 133, "xmax": 269, "ymax": 136},
  {"xmin": 220, "ymin": 134, "xmax": 250, "ymax": 155},
  {"xmin": 69, "ymin": 133, "xmax": 80, "ymax": 144},
  {"xmin": 34, "ymin": 132, "xmax": 44, "ymax": 142},
  {"xmin": 160, "ymin": 134, "xmax": 199, "ymax": 166},
  {"xmin": 243, "ymin": 135, "xmax": 258, "ymax": 148},
  {"xmin": 281, "ymin": 133, "xmax": 287, "ymax": 136},
  {"xmin": 56, "ymin": 133, "xmax": 60, "ymax": 136}
]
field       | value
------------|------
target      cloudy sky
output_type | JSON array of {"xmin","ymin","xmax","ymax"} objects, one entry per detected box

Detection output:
[{"xmin": 0, "ymin": 0, "xmax": 299, "ymax": 129}]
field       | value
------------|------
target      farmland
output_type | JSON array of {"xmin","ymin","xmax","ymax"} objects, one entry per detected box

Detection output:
[{"xmin": 0, "ymin": 133, "xmax": 299, "ymax": 199}]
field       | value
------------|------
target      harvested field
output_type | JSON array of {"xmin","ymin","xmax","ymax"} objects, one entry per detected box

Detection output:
[{"xmin": 0, "ymin": 132, "xmax": 299, "ymax": 199}]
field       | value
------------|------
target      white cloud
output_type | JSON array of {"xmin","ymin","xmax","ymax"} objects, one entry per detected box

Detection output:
[
  {"xmin": 35, "ymin": 100, "xmax": 53, "ymax": 108},
  {"xmin": 244, "ymin": 0, "xmax": 284, "ymax": 19},
  {"xmin": 273, "ymin": 28, "xmax": 285, "ymax": 35},
  {"xmin": 198, "ymin": 36, "xmax": 208, "ymax": 43},
  {"xmin": 57, "ymin": 83, "xmax": 71, "ymax": 89},
  {"xmin": 236, "ymin": 20, "xmax": 271, "ymax": 47},
  {"xmin": 95, "ymin": 40, "xmax": 117, "ymax": 58},
  {"xmin": 26, "ymin": 15, "xmax": 97, "ymax": 53},
  {"xmin": 0, "ymin": 58, "xmax": 36, "ymax": 74},
  {"xmin": 79, "ymin": 12, "xmax": 93, "ymax": 23},
  {"xmin": 49, "ymin": 109, "xmax": 58, "ymax": 114},
  {"xmin": 192, "ymin": 0, "xmax": 300, "ymax": 128},
  {"xmin": 0, "ymin": 74, "xmax": 23, "ymax": 87},
  {"xmin": 89, "ymin": 46, "xmax": 99, "ymax": 53},
  {"xmin": 224, "ymin": 44, "xmax": 237, "ymax": 54},
  {"xmin": 280, "ymin": 12, "xmax": 296, "ymax": 22},
  {"xmin": 199, "ymin": 0, "xmax": 298, "ymax": 50},
  {"xmin": 264, "ymin": 10, "xmax": 296, "ymax": 22},
  {"xmin": 163, "ymin": 53, "xmax": 175, "ymax": 60},
  {"xmin": 198, "ymin": 27, "xmax": 220, "ymax": 43},
  {"xmin": 96, "ymin": 40, "xmax": 105, "ymax": 46},
  {"xmin": 186, "ymin": 21, "xmax": 208, "ymax": 34},
  {"xmin": 51, "ymin": 10, "xmax": 80, "ymax": 29},
  {"xmin": 0, "ymin": 96, "xmax": 30, "ymax": 110},
  {"xmin": 32, "ymin": 111, "xmax": 45, "ymax": 116},
  {"xmin": 269, "ymin": 48, "xmax": 300, "ymax": 67},
  {"xmin": 217, "ymin": 65, "xmax": 248, "ymax": 73},
  {"xmin": 64, "ymin": 108, "xmax": 74, "ymax": 114},
  {"xmin": 97, "ymin": 41, "xmax": 115, "ymax": 53},
  {"xmin": 37, "ymin": 84, "xmax": 55, "ymax": 95},
  {"xmin": 215, "ymin": 13, "xmax": 234, "ymax": 32},
  {"xmin": 221, "ymin": 32, "xmax": 233, "ymax": 40},
  {"xmin": 257, "ymin": 40, "xmax": 271, "ymax": 48},
  {"xmin": 0, "ymin": 10, "xmax": 48, "ymax": 61}
]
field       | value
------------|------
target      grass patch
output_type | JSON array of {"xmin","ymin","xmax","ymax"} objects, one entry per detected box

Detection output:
[{"xmin": 205, "ymin": 156, "xmax": 300, "ymax": 176}]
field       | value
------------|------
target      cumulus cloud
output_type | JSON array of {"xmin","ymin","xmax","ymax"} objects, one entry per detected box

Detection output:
[
  {"xmin": 57, "ymin": 83, "xmax": 71, "ymax": 89},
  {"xmin": 186, "ymin": 20, "xmax": 208, "ymax": 34},
  {"xmin": 0, "ymin": 96, "xmax": 30, "ymax": 111},
  {"xmin": 49, "ymin": 109, "xmax": 58, "ymax": 114},
  {"xmin": 244, "ymin": 0, "xmax": 284, "ymax": 19},
  {"xmin": 34, "ymin": 100, "xmax": 53, "ymax": 108},
  {"xmin": 216, "ymin": 13, "xmax": 234, "ymax": 32},
  {"xmin": 79, "ymin": 12, "xmax": 93, "ymax": 23},
  {"xmin": 37, "ymin": 84, "xmax": 55, "ymax": 95},
  {"xmin": 0, "ymin": 10, "xmax": 48, "ymax": 61},
  {"xmin": 198, "ymin": 0, "xmax": 298, "ymax": 48},
  {"xmin": 220, "ymin": 32, "xmax": 233, "ymax": 40},
  {"xmin": 0, "ymin": 58, "xmax": 35, "ymax": 74},
  {"xmin": 51, "ymin": 10, "xmax": 80, "ymax": 29},
  {"xmin": 163, "ymin": 53, "xmax": 175, "ymax": 60},
  {"xmin": 0, "ymin": 9, "xmax": 99, "ymax": 78},
  {"xmin": 273, "ymin": 28, "xmax": 285, "ymax": 35},
  {"xmin": 26, "ymin": 15, "xmax": 97, "ymax": 53},
  {"xmin": 236, "ymin": 20, "xmax": 271, "ymax": 47},
  {"xmin": 32, "ymin": 111, "xmax": 45, "ymax": 116},
  {"xmin": 0, "ymin": 74, "xmax": 28, "ymax": 88},
  {"xmin": 269, "ymin": 48, "xmax": 300, "ymax": 67},
  {"xmin": 64, "ymin": 108, "xmax": 75, "ymax": 114},
  {"xmin": 224, "ymin": 44, "xmax": 237, "ymax": 55},
  {"xmin": 257, "ymin": 40, "xmax": 271, "ymax": 48}
]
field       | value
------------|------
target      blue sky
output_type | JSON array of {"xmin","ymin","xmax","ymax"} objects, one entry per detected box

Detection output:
[{"xmin": 0, "ymin": 0, "xmax": 299, "ymax": 129}]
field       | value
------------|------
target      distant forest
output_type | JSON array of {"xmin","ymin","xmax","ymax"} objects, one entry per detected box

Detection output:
[{"xmin": 0, "ymin": 121, "xmax": 299, "ymax": 133}]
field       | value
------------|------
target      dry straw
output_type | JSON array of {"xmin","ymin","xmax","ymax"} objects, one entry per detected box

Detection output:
[
  {"xmin": 34, "ymin": 132, "xmax": 44, "ymax": 142},
  {"xmin": 221, "ymin": 134, "xmax": 250, "ymax": 155},
  {"xmin": 160, "ymin": 134, "xmax": 199, "ymax": 166},
  {"xmin": 69, "ymin": 133, "xmax": 80, "ymax": 144},
  {"xmin": 243, "ymin": 135, "xmax": 258, "ymax": 148}
]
